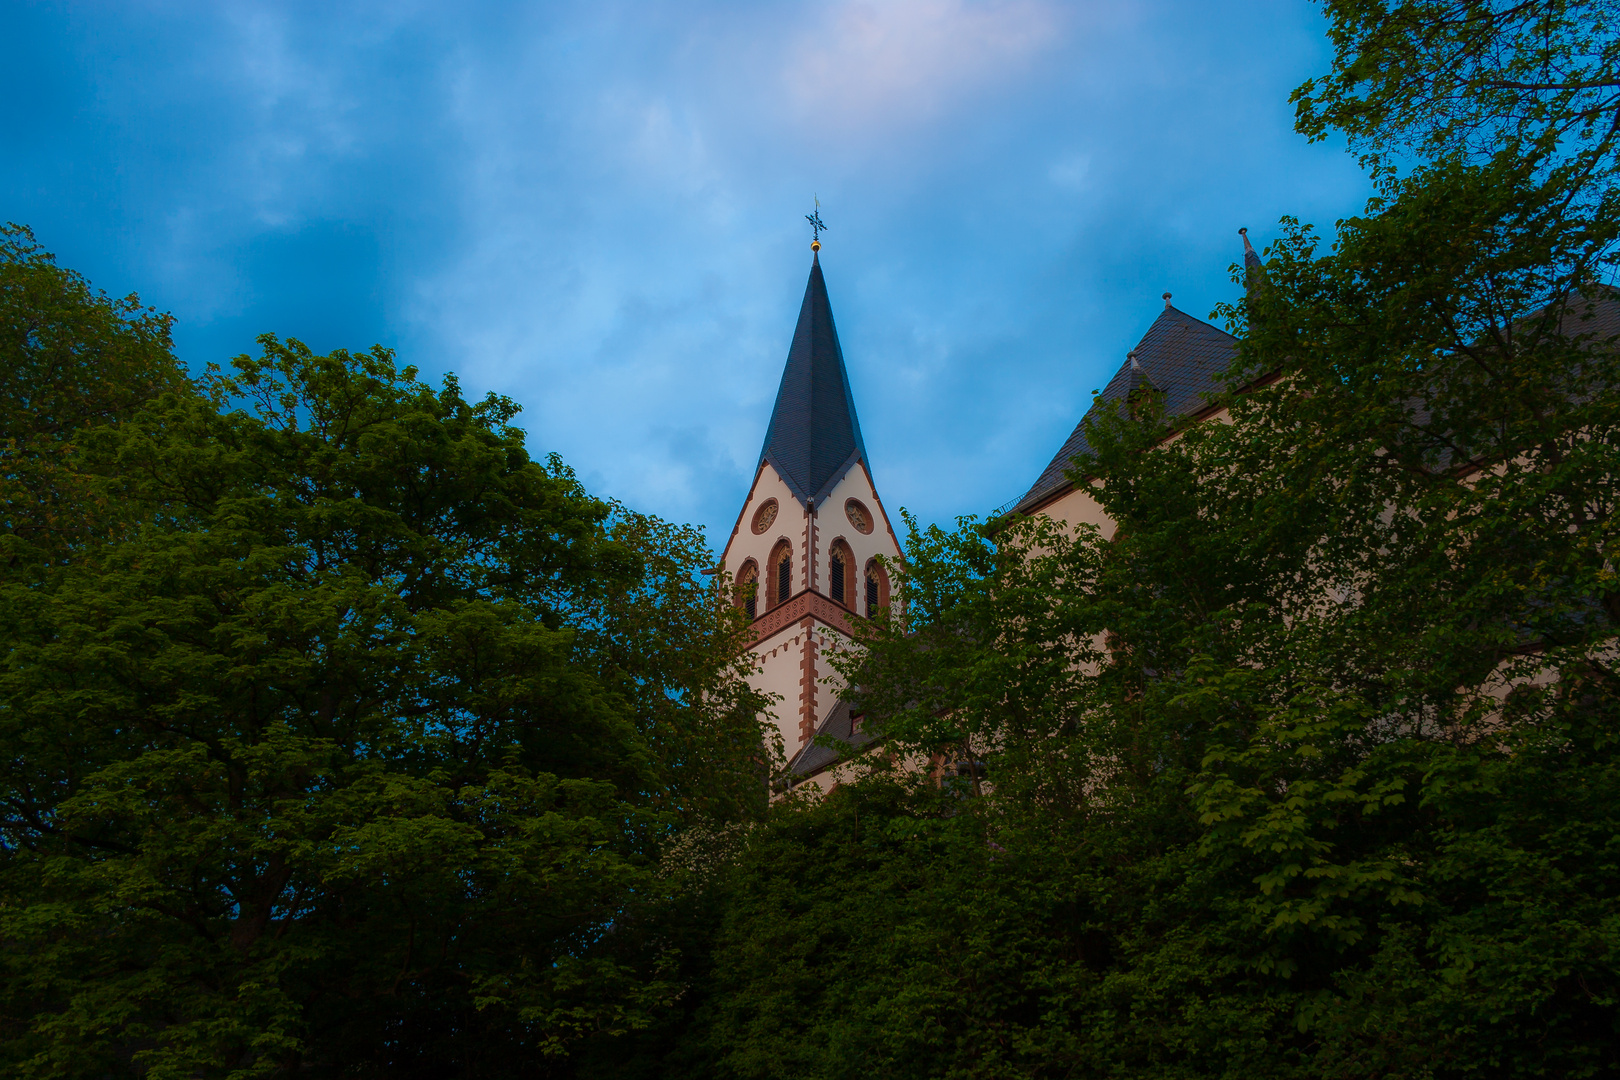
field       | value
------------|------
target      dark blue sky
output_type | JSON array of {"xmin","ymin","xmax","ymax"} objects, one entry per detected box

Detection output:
[{"xmin": 3, "ymin": 1, "xmax": 1370, "ymax": 547}]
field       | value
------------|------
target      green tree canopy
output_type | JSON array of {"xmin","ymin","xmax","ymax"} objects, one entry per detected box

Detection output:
[
  {"xmin": 0, "ymin": 331, "xmax": 769, "ymax": 1077},
  {"xmin": 1295, "ymin": 0, "xmax": 1620, "ymax": 178},
  {"xmin": 0, "ymin": 223, "xmax": 186, "ymax": 556}
]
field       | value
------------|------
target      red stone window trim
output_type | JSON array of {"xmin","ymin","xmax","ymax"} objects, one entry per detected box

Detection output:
[
  {"xmin": 768, "ymin": 539, "xmax": 793, "ymax": 609},
  {"xmin": 736, "ymin": 558, "xmax": 760, "ymax": 620},
  {"xmin": 864, "ymin": 557, "xmax": 891, "ymax": 618},
  {"xmin": 828, "ymin": 538, "xmax": 856, "ymax": 608},
  {"xmin": 845, "ymin": 498, "xmax": 873, "ymax": 534}
]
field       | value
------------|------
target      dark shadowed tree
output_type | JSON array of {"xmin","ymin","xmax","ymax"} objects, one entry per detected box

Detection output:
[
  {"xmin": 0, "ymin": 330, "xmax": 769, "ymax": 1077},
  {"xmin": 0, "ymin": 223, "xmax": 187, "ymax": 558}
]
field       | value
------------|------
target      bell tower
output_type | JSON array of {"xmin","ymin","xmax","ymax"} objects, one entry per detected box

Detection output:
[{"xmin": 721, "ymin": 244, "xmax": 901, "ymax": 775}]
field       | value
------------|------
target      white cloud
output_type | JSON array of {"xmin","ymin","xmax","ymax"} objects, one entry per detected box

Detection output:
[{"xmin": 781, "ymin": 0, "xmax": 1067, "ymax": 132}]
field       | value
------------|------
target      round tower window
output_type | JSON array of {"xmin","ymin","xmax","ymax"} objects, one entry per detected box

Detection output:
[
  {"xmin": 751, "ymin": 499, "xmax": 778, "ymax": 534},
  {"xmin": 845, "ymin": 499, "xmax": 873, "ymax": 534}
]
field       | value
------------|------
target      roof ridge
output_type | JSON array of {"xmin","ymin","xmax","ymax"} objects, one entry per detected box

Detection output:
[{"xmin": 1157, "ymin": 303, "xmax": 1237, "ymax": 339}]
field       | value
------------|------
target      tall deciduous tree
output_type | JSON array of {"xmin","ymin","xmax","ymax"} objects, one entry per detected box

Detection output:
[{"xmin": 0, "ymin": 331, "xmax": 768, "ymax": 1077}]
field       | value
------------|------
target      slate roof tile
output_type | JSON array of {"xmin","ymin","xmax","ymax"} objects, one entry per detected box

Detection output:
[
  {"xmin": 1013, "ymin": 304, "xmax": 1239, "ymax": 514},
  {"xmin": 786, "ymin": 695, "xmax": 875, "ymax": 778},
  {"xmin": 760, "ymin": 254, "xmax": 869, "ymax": 506},
  {"xmin": 1013, "ymin": 287, "xmax": 1620, "ymax": 516}
]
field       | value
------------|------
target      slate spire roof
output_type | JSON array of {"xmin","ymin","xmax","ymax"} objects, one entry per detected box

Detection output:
[
  {"xmin": 1011, "ymin": 302, "xmax": 1239, "ymax": 515},
  {"xmin": 759, "ymin": 253, "xmax": 870, "ymax": 505}
]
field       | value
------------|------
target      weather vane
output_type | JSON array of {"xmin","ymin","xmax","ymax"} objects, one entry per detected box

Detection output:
[{"xmin": 806, "ymin": 196, "xmax": 827, "ymax": 252}]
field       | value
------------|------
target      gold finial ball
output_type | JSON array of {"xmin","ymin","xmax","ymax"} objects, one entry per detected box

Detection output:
[{"xmin": 811, "ymin": 239, "xmax": 821, "ymax": 252}]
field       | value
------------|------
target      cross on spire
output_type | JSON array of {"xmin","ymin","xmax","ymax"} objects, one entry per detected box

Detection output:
[{"xmin": 805, "ymin": 196, "xmax": 827, "ymax": 251}]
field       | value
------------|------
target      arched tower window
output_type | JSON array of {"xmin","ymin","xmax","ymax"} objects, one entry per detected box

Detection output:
[
  {"xmin": 828, "ymin": 539, "xmax": 855, "ymax": 607},
  {"xmin": 736, "ymin": 559, "xmax": 759, "ymax": 620},
  {"xmin": 864, "ymin": 558, "xmax": 890, "ymax": 618},
  {"xmin": 768, "ymin": 540, "xmax": 793, "ymax": 609}
]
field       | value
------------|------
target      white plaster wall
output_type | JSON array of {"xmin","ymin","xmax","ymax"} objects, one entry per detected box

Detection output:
[
  {"xmin": 723, "ymin": 459, "xmax": 903, "ymax": 765},
  {"xmin": 807, "ymin": 625, "xmax": 852, "ymax": 757},
  {"xmin": 812, "ymin": 463, "xmax": 903, "ymax": 609},
  {"xmin": 745, "ymin": 630, "xmax": 806, "ymax": 764},
  {"xmin": 721, "ymin": 465, "xmax": 811, "ymax": 595},
  {"xmin": 721, "ymin": 462, "xmax": 902, "ymax": 601},
  {"xmin": 745, "ymin": 622, "xmax": 858, "ymax": 761},
  {"xmin": 1035, "ymin": 485, "xmax": 1118, "ymax": 541},
  {"xmin": 1034, "ymin": 407, "xmax": 1236, "ymax": 539}
]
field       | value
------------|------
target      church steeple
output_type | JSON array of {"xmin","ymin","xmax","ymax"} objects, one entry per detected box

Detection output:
[
  {"xmin": 723, "ymin": 242, "xmax": 900, "ymax": 781},
  {"xmin": 758, "ymin": 254, "xmax": 868, "ymax": 506}
]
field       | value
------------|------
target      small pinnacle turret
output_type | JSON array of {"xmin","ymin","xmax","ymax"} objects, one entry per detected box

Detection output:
[
  {"xmin": 1240, "ymin": 227, "xmax": 1261, "ymax": 271},
  {"xmin": 1125, "ymin": 349, "xmax": 1156, "ymax": 395}
]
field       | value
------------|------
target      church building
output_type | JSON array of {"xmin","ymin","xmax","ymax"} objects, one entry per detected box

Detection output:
[
  {"xmin": 726, "ymin": 230, "xmax": 1262, "ymax": 789},
  {"xmin": 727, "ymin": 229, "xmax": 1620, "ymax": 793}
]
